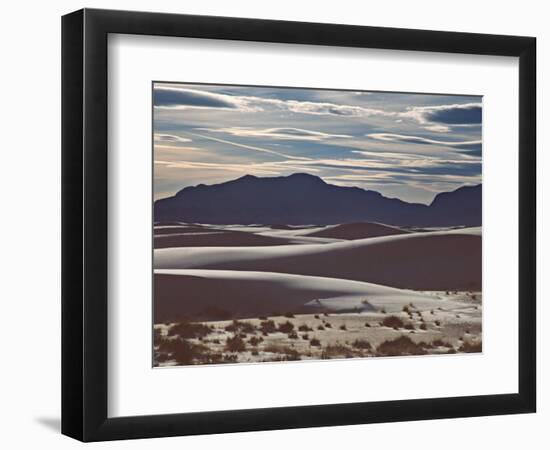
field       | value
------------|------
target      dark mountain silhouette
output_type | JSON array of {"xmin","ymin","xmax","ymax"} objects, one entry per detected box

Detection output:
[{"xmin": 154, "ymin": 173, "xmax": 481, "ymax": 227}]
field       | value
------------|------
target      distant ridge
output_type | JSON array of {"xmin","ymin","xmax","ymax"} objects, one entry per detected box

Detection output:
[{"xmin": 154, "ymin": 173, "xmax": 481, "ymax": 227}]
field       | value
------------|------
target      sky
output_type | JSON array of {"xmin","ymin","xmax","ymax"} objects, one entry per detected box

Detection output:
[{"xmin": 153, "ymin": 82, "xmax": 482, "ymax": 204}]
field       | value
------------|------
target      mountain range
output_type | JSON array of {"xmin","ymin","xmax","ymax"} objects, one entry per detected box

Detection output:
[{"xmin": 154, "ymin": 173, "xmax": 481, "ymax": 227}]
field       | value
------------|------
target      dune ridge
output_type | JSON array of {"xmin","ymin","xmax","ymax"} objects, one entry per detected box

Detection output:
[
  {"xmin": 154, "ymin": 269, "xmax": 463, "ymax": 322},
  {"xmin": 155, "ymin": 227, "xmax": 481, "ymax": 290}
]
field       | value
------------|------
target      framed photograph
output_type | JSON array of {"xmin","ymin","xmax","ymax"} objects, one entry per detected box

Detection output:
[{"xmin": 62, "ymin": 8, "xmax": 536, "ymax": 441}]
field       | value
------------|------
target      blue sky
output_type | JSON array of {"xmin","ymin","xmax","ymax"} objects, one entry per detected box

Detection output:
[{"xmin": 153, "ymin": 82, "xmax": 481, "ymax": 204}]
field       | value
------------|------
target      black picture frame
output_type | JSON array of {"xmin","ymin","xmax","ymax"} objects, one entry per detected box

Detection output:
[{"xmin": 62, "ymin": 8, "xmax": 536, "ymax": 442}]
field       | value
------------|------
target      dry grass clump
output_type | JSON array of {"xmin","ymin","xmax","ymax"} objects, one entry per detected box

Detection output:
[
  {"xmin": 381, "ymin": 315, "xmax": 404, "ymax": 329},
  {"xmin": 376, "ymin": 336, "xmax": 427, "ymax": 356},
  {"xmin": 432, "ymin": 338, "xmax": 452, "ymax": 348},
  {"xmin": 310, "ymin": 338, "xmax": 321, "ymax": 347},
  {"xmin": 263, "ymin": 345, "xmax": 301, "ymax": 361},
  {"xmin": 224, "ymin": 320, "xmax": 256, "ymax": 334},
  {"xmin": 157, "ymin": 337, "xmax": 212, "ymax": 365},
  {"xmin": 352, "ymin": 339, "xmax": 372, "ymax": 350},
  {"xmin": 321, "ymin": 344, "xmax": 354, "ymax": 359},
  {"xmin": 458, "ymin": 341, "xmax": 482, "ymax": 353}
]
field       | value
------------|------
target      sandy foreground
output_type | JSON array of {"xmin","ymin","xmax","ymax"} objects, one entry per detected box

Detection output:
[{"xmin": 154, "ymin": 291, "xmax": 481, "ymax": 366}]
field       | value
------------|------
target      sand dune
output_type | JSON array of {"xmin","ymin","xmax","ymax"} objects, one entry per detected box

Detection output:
[
  {"xmin": 155, "ymin": 227, "xmax": 481, "ymax": 290},
  {"xmin": 154, "ymin": 269, "xmax": 463, "ymax": 322},
  {"xmin": 154, "ymin": 229, "xmax": 295, "ymax": 248},
  {"xmin": 305, "ymin": 222, "xmax": 410, "ymax": 240}
]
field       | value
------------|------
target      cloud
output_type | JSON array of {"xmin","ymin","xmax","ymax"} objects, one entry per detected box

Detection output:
[
  {"xmin": 401, "ymin": 103, "xmax": 482, "ymax": 130},
  {"xmin": 153, "ymin": 86, "xmax": 256, "ymax": 111},
  {"xmin": 182, "ymin": 131, "xmax": 311, "ymax": 161},
  {"xmin": 153, "ymin": 85, "xmax": 395, "ymax": 118},
  {"xmin": 198, "ymin": 127, "xmax": 351, "ymax": 141},
  {"xmin": 367, "ymin": 133, "xmax": 482, "ymax": 153},
  {"xmin": 283, "ymin": 100, "xmax": 394, "ymax": 118},
  {"xmin": 154, "ymin": 133, "xmax": 192, "ymax": 144}
]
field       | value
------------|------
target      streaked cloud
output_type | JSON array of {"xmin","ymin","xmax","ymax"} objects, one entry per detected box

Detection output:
[
  {"xmin": 367, "ymin": 133, "xmax": 482, "ymax": 152},
  {"xmin": 154, "ymin": 133, "xmax": 192, "ymax": 144},
  {"xmin": 199, "ymin": 127, "xmax": 351, "ymax": 141},
  {"xmin": 183, "ymin": 130, "xmax": 311, "ymax": 161},
  {"xmin": 153, "ymin": 86, "xmax": 258, "ymax": 111}
]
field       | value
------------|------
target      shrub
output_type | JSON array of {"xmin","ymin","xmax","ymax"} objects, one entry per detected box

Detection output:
[
  {"xmin": 225, "ymin": 320, "xmax": 256, "ymax": 334},
  {"xmin": 298, "ymin": 324, "xmax": 313, "ymax": 332},
  {"xmin": 365, "ymin": 322, "xmax": 371, "ymax": 327},
  {"xmin": 284, "ymin": 312, "xmax": 295, "ymax": 318},
  {"xmin": 248, "ymin": 336, "xmax": 262, "ymax": 346},
  {"xmin": 158, "ymin": 337, "xmax": 211, "ymax": 365},
  {"xmin": 278, "ymin": 321, "xmax": 295, "ymax": 333},
  {"xmin": 434, "ymin": 320, "xmax": 441, "ymax": 326},
  {"xmin": 258, "ymin": 316, "xmax": 268, "ymax": 320},
  {"xmin": 352, "ymin": 339, "xmax": 372, "ymax": 350},
  {"xmin": 251, "ymin": 350, "xmax": 259, "ymax": 356},
  {"xmin": 314, "ymin": 314, "xmax": 320, "ymax": 319},
  {"xmin": 317, "ymin": 325, "xmax": 325, "ymax": 331},
  {"xmin": 381, "ymin": 315, "xmax": 404, "ymax": 329},
  {"xmin": 322, "ymin": 344, "xmax": 353, "ymax": 359},
  {"xmin": 302, "ymin": 333, "xmax": 310, "ymax": 340},
  {"xmin": 263, "ymin": 345, "xmax": 300, "ymax": 360},
  {"xmin": 404, "ymin": 323, "xmax": 415, "ymax": 330},
  {"xmin": 223, "ymin": 354, "xmax": 238, "ymax": 363},
  {"xmin": 377, "ymin": 336, "xmax": 427, "ymax": 356},
  {"xmin": 287, "ymin": 332, "xmax": 299, "ymax": 339},
  {"xmin": 458, "ymin": 341, "xmax": 482, "ymax": 353},
  {"xmin": 339, "ymin": 324, "xmax": 347, "ymax": 331},
  {"xmin": 168, "ymin": 321, "xmax": 212, "ymax": 339},
  {"xmin": 419, "ymin": 323, "xmax": 427, "ymax": 331},
  {"xmin": 225, "ymin": 335, "xmax": 246, "ymax": 352},
  {"xmin": 380, "ymin": 308, "xmax": 387, "ymax": 314},
  {"xmin": 310, "ymin": 338, "xmax": 321, "ymax": 347},
  {"xmin": 447, "ymin": 348, "xmax": 457, "ymax": 354},
  {"xmin": 324, "ymin": 322, "xmax": 332, "ymax": 329},
  {"xmin": 402, "ymin": 305, "xmax": 410, "ymax": 313},
  {"xmin": 260, "ymin": 320, "xmax": 277, "ymax": 334}
]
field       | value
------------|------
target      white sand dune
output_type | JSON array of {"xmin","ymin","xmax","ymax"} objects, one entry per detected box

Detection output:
[
  {"xmin": 154, "ymin": 269, "xmax": 463, "ymax": 322},
  {"xmin": 304, "ymin": 222, "xmax": 410, "ymax": 240},
  {"xmin": 155, "ymin": 227, "xmax": 481, "ymax": 290}
]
